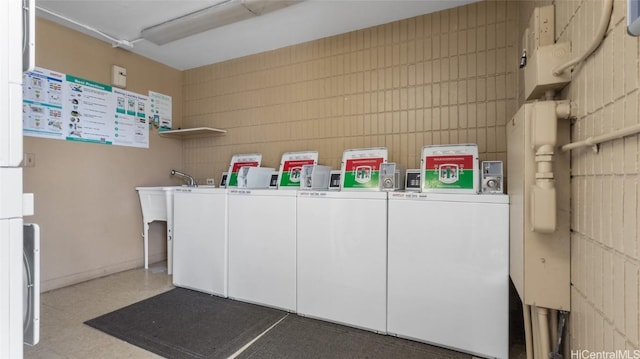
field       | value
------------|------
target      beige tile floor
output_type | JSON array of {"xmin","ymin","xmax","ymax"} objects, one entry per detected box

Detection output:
[
  {"xmin": 25, "ymin": 263, "xmax": 527, "ymax": 359},
  {"xmin": 24, "ymin": 263, "xmax": 173, "ymax": 359}
]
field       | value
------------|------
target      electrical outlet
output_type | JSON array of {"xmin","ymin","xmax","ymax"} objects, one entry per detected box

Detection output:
[
  {"xmin": 206, "ymin": 178, "xmax": 215, "ymax": 185},
  {"xmin": 23, "ymin": 153, "xmax": 35, "ymax": 167}
]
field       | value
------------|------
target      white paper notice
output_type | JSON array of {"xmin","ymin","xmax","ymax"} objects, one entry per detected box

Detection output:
[
  {"xmin": 64, "ymin": 74, "xmax": 116, "ymax": 144},
  {"xmin": 113, "ymin": 88, "xmax": 149, "ymax": 148},
  {"xmin": 149, "ymin": 91, "xmax": 172, "ymax": 131},
  {"xmin": 23, "ymin": 68, "xmax": 65, "ymax": 139}
]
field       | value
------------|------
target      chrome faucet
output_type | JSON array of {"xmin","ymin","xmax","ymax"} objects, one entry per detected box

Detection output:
[{"xmin": 171, "ymin": 169, "xmax": 197, "ymax": 187}]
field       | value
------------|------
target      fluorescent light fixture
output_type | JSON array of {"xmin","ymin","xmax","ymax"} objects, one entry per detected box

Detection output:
[{"xmin": 141, "ymin": 0, "xmax": 301, "ymax": 45}]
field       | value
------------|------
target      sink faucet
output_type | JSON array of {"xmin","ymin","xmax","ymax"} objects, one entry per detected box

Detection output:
[{"xmin": 171, "ymin": 169, "xmax": 197, "ymax": 187}]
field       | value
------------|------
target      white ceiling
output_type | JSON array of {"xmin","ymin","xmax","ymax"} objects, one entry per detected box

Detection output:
[{"xmin": 36, "ymin": 0, "xmax": 479, "ymax": 71}]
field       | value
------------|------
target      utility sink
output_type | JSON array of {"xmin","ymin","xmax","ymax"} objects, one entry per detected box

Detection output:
[
  {"xmin": 136, "ymin": 186, "xmax": 181, "ymax": 274},
  {"xmin": 136, "ymin": 185, "xmax": 219, "ymax": 274}
]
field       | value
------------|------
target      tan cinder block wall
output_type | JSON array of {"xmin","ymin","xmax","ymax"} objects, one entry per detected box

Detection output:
[
  {"xmin": 520, "ymin": 0, "xmax": 640, "ymax": 351},
  {"xmin": 182, "ymin": 0, "xmax": 518, "ymax": 182}
]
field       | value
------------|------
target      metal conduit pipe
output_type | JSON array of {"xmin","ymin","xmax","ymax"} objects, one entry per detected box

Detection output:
[
  {"xmin": 553, "ymin": 0, "xmax": 614, "ymax": 76},
  {"xmin": 561, "ymin": 123, "xmax": 640, "ymax": 152}
]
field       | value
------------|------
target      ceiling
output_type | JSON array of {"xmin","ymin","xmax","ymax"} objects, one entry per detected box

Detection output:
[{"xmin": 36, "ymin": 0, "xmax": 479, "ymax": 71}]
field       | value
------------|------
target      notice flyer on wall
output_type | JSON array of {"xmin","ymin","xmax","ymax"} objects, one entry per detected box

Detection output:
[
  {"xmin": 149, "ymin": 91, "xmax": 172, "ymax": 131},
  {"xmin": 113, "ymin": 88, "xmax": 149, "ymax": 148},
  {"xmin": 23, "ymin": 67, "xmax": 149, "ymax": 148},
  {"xmin": 22, "ymin": 68, "xmax": 65, "ymax": 140}
]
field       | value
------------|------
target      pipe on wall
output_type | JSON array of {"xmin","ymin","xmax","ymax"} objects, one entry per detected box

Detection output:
[
  {"xmin": 529, "ymin": 101, "xmax": 570, "ymax": 234},
  {"xmin": 523, "ymin": 303, "xmax": 534, "ymax": 359},
  {"xmin": 552, "ymin": 0, "xmax": 614, "ymax": 75},
  {"xmin": 561, "ymin": 123, "xmax": 640, "ymax": 152},
  {"xmin": 550, "ymin": 309, "xmax": 558, "ymax": 349},
  {"xmin": 537, "ymin": 307, "xmax": 551, "ymax": 358}
]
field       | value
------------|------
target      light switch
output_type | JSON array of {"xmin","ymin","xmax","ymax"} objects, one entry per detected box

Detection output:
[{"xmin": 111, "ymin": 65, "xmax": 127, "ymax": 88}]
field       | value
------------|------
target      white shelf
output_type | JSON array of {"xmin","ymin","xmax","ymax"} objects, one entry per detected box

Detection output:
[{"xmin": 158, "ymin": 127, "xmax": 226, "ymax": 138}]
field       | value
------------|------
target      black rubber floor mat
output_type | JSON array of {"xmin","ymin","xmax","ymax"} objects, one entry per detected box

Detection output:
[
  {"xmin": 236, "ymin": 315, "xmax": 472, "ymax": 359},
  {"xmin": 85, "ymin": 288, "xmax": 287, "ymax": 359}
]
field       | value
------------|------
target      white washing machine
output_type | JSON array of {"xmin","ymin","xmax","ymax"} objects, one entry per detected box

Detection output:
[
  {"xmin": 227, "ymin": 189, "xmax": 296, "ymax": 311},
  {"xmin": 387, "ymin": 192, "xmax": 509, "ymax": 359},
  {"xmin": 172, "ymin": 188, "xmax": 228, "ymax": 296},
  {"xmin": 296, "ymin": 191, "xmax": 387, "ymax": 333}
]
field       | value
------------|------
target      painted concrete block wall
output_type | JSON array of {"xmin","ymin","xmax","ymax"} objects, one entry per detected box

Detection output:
[
  {"xmin": 562, "ymin": 0, "xmax": 640, "ymax": 351},
  {"xmin": 181, "ymin": 0, "xmax": 519, "ymax": 182},
  {"xmin": 519, "ymin": 0, "xmax": 640, "ymax": 351}
]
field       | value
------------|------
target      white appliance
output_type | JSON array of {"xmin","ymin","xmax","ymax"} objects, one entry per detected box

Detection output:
[
  {"xmin": 387, "ymin": 192, "xmax": 509, "ymax": 359},
  {"xmin": 296, "ymin": 191, "xmax": 387, "ymax": 333},
  {"xmin": 227, "ymin": 189, "xmax": 296, "ymax": 311},
  {"xmin": 237, "ymin": 166, "xmax": 275, "ymax": 189},
  {"xmin": 2, "ymin": 0, "xmax": 36, "ymax": 355},
  {"xmin": 172, "ymin": 188, "xmax": 228, "ymax": 296},
  {"xmin": 299, "ymin": 164, "xmax": 331, "ymax": 190}
]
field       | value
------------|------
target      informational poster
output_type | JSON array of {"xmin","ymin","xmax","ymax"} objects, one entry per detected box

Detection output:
[
  {"xmin": 112, "ymin": 88, "xmax": 149, "ymax": 148},
  {"xmin": 22, "ymin": 68, "xmax": 65, "ymax": 140},
  {"xmin": 23, "ymin": 67, "xmax": 149, "ymax": 148},
  {"xmin": 149, "ymin": 91, "xmax": 172, "ymax": 130}
]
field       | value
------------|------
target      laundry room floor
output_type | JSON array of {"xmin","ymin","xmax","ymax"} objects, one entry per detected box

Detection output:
[
  {"xmin": 23, "ymin": 263, "xmax": 173, "ymax": 359},
  {"xmin": 24, "ymin": 263, "xmax": 527, "ymax": 359}
]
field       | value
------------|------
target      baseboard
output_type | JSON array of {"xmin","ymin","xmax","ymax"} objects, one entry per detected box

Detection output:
[{"xmin": 40, "ymin": 252, "xmax": 167, "ymax": 292}]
